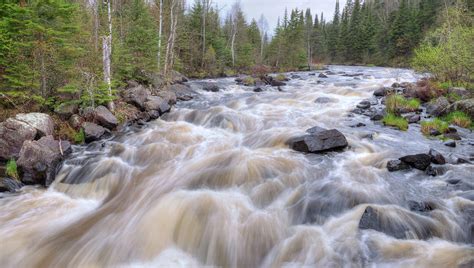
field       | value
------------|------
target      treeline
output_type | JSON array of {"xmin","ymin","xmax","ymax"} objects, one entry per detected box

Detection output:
[{"xmin": 0, "ymin": 0, "xmax": 472, "ymax": 110}]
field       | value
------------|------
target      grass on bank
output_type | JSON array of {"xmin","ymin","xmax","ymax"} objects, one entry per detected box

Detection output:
[
  {"xmin": 385, "ymin": 94, "xmax": 421, "ymax": 114},
  {"xmin": 6, "ymin": 159, "xmax": 19, "ymax": 180},
  {"xmin": 421, "ymin": 118, "xmax": 449, "ymax": 136},
  {"xmin": 443, "ymin": 111, "xmax": 473, "ymax": 129},
  {"xmin": 382, "ymin": 113, "xmax": 408, "ymax": 131}
]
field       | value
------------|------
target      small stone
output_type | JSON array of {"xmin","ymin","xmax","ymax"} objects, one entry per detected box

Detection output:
[
  {"xmin": 357, "ymin": 100, "xmax": 371, "ymax": 109},
  {"xmin": 444, "ymin": 141, "xmax": 456, "ymax": 147},
  {"xmin": 425, "ymin": 166, "xmax": 446, "ymax": 177},
  {"xmin": 318, "ymin": 73, "xmax": 328, "ymax": 78},
  {"xmin": 429, "ymin": 149, "xmax": 446, "ymax": 165}
]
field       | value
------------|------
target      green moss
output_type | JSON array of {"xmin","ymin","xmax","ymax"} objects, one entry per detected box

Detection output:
[
  {"xmin": 6, "ymin": 159, "xmax": 19, "ymax": 180},
  {"xmin": 382, "ymin": 113, "xmax": 408, "ymax": 131},
  {"xmin": 443, "ymin": 111, "xmax": 472, "ymax": 129},
  {"xmin": 385, "ymin": 94, "xmax": 420, "ymax": 114},
  {"xmin": 74, "ymin": 128, "xmax": 85, "ymax": 144},
  {"xmin": 242, "ymin": 76, "xmax": 255, "ymax": 85},
  {"xmin": 421, "ymin": 119, "xmax": 449, "ymax": 136}
]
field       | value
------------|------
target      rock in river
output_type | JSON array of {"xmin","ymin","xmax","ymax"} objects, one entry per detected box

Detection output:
[
  {"xmin": 429, "ymin": 149, "xmax": 446, "ymax": 165},
  {"xmin": 82, "ymin": 122, "xmax": 110, "ymax": 142},
  {"xmin": 387, "ymin": 160, "xmax": 410, "ymax": 172},
  {"xmin": 94, "ymin": 106, "xmax": 118, "ymax": 130},
  {"xmin": 399, "ymin": 154, "xmax": 431, "ymax": 171},
  {"xmin": 289, "ymin": 129, "xmax": 348, "ymax": 153}
]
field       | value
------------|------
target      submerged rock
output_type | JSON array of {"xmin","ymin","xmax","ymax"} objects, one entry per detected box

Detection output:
[
  {"xmin": 202, "ymin": 83, "xmax": 220, "ymax": 92},
  {"xmin": 318, "ymin": 73, "xmax": 328, "ymax": 78},
  {"xmin": 0, "ymin": 177, "xmax": 23, "ymax": 193},
  {"xmin": 444, "ymin": 140, "xmax": 456, "ymax": 147},
  {"xmin": 0, "ymin": 118, "xmax": 37, "ymax": 160},
  {"xmin": 270, "ymin": 80, "xmax": 286, "ymax": 87},
  {"xmin": 289, "ymin": 129, "xmax": 348, "ymax": 153},
  {"xmin": 314, "ymin": 97, "xmax": 336, "ymax": 104},
  {"xmin": 399, "ymin": 154, "xmax": 432, "ymax": 171},
  {"xmin": 357, "ymin": 100, "xmax": 371, "ymax": 109}
]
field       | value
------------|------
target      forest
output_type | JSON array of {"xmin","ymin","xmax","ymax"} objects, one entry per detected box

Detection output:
[{"xmin": 0, "ymin": 0, "xmax": 472, "ymax": 111}]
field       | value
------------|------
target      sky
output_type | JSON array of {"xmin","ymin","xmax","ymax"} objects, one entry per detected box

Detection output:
[{"xmin": 210, "ymin": 0, "xmax": 347, "ymax": 33}]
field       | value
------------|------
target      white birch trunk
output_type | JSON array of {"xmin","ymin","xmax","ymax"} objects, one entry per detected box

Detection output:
[
  {"xmin": 103, "ymin": 0, "xmax": 114, "ymax": 111},
  {"xmin": 157, "ymin": 0, "xmax": 163, "ymax": 71}
]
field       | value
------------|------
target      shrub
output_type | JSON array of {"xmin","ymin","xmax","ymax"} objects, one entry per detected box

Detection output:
[
  {"xmin": 242, "ymin": 76, "xmax": 256, "ymax": 86},
  {"xmin": 444, "ymin": 111, "xmax": 472, "ymax": 128},
  {"xmin": 383, "ymin": 113, "xmax": 408, "ymax": 131},
  {"xmin": 74, "ymin": 128, "xmax": 85, "ymax": 144},
  {"xmin": 385, "ymin": 94, "xmax": 420, "ymax": 114},
  {"xmin": 6, "ymin": 159, "xmax": 19, "ymax": 180},
  {"xmin": 421, "ymin": 119, "xmax": 449, "ymax": 136}
]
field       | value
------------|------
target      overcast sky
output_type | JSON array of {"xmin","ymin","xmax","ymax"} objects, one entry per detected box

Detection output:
[{"xmin": 209, "ymin": 0, "xmax": 347, "ymax": 33}]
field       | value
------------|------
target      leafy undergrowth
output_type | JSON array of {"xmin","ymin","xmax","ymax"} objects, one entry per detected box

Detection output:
[
  {"xmin": 6, "ymin": 159, "xmax": 19, "ymax": 180},
  {"xmin": 443, "ymin": 111, "xmax": 473, "ymax": 129},
  {"xmin": 383, "ymin": 113, "xmax": 408, "ymax": 131},
  {"xmin": 385, "ymin": 94, "xmax": 420, "ymax": 114},
  {"xmin": 421, "ymin": 119, "xmax": 449, "ymax": 136}
]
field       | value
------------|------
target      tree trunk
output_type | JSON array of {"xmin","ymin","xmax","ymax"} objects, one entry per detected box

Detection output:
[
  {"xmin": 157, "ymin": 0, "xmax": 163, "ymax": 71},
  {"xmin": 103, "ymin": 0, "xmax": 114, "ymax": 111}
]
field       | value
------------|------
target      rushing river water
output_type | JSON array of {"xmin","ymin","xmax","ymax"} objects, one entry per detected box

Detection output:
[{"xmin": 1, "ymin": 66, "xmax": 473, "ymax": 267}]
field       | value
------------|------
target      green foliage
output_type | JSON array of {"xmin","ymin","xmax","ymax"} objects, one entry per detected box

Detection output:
[
  {"xmin": 444, "ymin": 111, "xmax": 472, "ymax": 128},
  {"xmin": 421, "ymin": 119, "xmax": 449, "ymax": 136},
  {"xmin": 412, "ymin": 5, "xmax": 473, "ymax": 83},
  {"xmin": 242, "ymin": 76, "xmax": 255, "ymax": 86},
  {"xmin": 385, "ymin": 94, "xmax": 420, "ymax": 114},
  {"xmin": 74, "ymin": 128, "xmax": 85, "ymax": 144},
  {"xmin": 383, "ymin": 113, "xmax": 408, "ymax": 131},
  {"xmin": 6, "ymin": 158, "xmax": 19, "ymax": 180}
]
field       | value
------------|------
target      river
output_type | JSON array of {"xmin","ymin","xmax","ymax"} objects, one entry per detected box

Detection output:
[{"xmin": 0, "ymin": 66, "xmax": 473, "ymax": 267}]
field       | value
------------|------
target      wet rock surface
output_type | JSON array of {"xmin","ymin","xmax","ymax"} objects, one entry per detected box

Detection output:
[{"xmin": 289, "ymin": 129, "xmax": 348, "ymax": 153}]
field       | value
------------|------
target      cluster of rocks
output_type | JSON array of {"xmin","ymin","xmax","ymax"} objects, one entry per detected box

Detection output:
[
  {"xmin": 288, "ymin": 127, "xmax": 348, "ymax": 153},
  {"xmin": 0, "ymin": 113, "xmax": 70, "ymax": 189},
  {"xmin": 1, "ymin": 72, "xmax": 194, "ymax": 193},
  {"xmin": 235, "ymin": 74, "xmax": 288, "ymax": 91},
  {"xmin": 386, "ymin": 148, "xmax": 471, "ymax": 176}
]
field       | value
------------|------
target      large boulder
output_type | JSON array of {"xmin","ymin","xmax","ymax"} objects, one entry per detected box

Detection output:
[
  {"xmin": 122, "ymin": 85, "xmax": 150, "ymax": 110},
  {"xmin": 165, "ymin": 84, "xmax": 196, "ymax": 101},
  {"xmin": 0, "ymin": 118, "xmax": 37, "ymax": 160},
  {"xmin": 399, "ymin": 154, "xmax": 431, "ymax": 171},
  {"xmin": 17, "ymin": 135, "xmax": 71, "ymax": 186},
  {"xmin": 94, "ymin": 106, "xmax": 118, "ymax": 129},
  {"xmin": 156, "ymin": 90, "xmax": 177, "ymax": 105},
  {"xmin": 387, "ymin": 160, "xmax": 410, "ymax": 172},
  {"xmin": 426, "ymin": 97, "xmax": 449, "ymax": 117},
  {"xmin": 447, "ymin": 99, "xmax": 474, "ymax": 119},
  {"xmin": 82, "ymin": 122, "xmax": 109, "ymax": 142},
  {"xmin": 15, "ymin": 113, "xmax": 54, "ymax": 137},
  {"xmin": 54, "ymin": 103, "xmax": 79, "ymax": 120},
  {"xmin": 448, "ymin": 87, "xmax": 472, "ymax": 99},
  {"xmin": 144, "ymin": 96, "xmax": 171, "ymax": 115},
  {"xmin": 289, "ymin": 129, "xmax": 348, "ymax": 153}
]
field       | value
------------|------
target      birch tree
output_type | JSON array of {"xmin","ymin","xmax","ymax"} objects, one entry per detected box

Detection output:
[
  {"xmin": 102, "ymin": 0, "xmax": 114, "ymax": 111},
  {"xmin": 257, "ymin": 14, "xmax": 268, "ymax": 63},
  {"xmin": 201, "ymin": 0, "xmax": 212, "ymax": 67},
  {"xmin": 164, "ymin": 0, "xmax": 182, "ymax": 75},
  {"xmin": 157, "ymin": 0, "xmax": 163, "ymax": 70},
  {"xmin": 228, "ymin": 2, "xmax": 240, "ymax": 67}
]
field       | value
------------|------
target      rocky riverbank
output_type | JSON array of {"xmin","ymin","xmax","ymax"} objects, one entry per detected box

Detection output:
[{"xmin": 0, "ymin": 71, "xmax": 196, "ymax": 192}]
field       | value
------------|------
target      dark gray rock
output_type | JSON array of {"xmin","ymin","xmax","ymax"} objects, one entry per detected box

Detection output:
[
  {"xmin": 444, "ymin": 132, "xmax": 462, "ymax": 140},
  {"xmin": 370, "ymin": 110, "xmax": 385, "ymax": 121},
  {"xmin": 448, "ymin": 87, "xmax": 471, "ymax": 99},
  {"xmin": 444, "ymin": 140, "xmax": 456, "ymax": 147},
  {"xmin": 271, "ymin": 80, "xmax": 286, "ymax": 87},
  {"xmin": 155, "ymin": 90, "xmax": 177, "ymax": 105},
  {"xmin": 306, "ymin": 126, "xmax": 327, "ymax": 134},
  {"xmin": 253, "ymin": 87, "xmax": 263, "ymax": 92},
  {"xmin": 94, "ymin": 106, "xmax": 118, "ymax": 130},
  {"xmin": 357, "ymin": 100, "xmax": 371, "ymax": 109},
  {"xmin": 69, "ymin": 114, "xmax": 83, "ymax": 129},
  {"xmin": 123, "ymin": 85, "xmax": 150, "ymax": 110},
  {"xmin": 408, "ymin": 201, "xmax": 435, "ymax": 213},
  {"xmin": 82, "ymin": 122, "xmax": 109, "ymax": 142},
  {"xmin": 350, "ymin": 123, "xmax": 366, "ymax": 128},
  {"xmin": 0, "ymin": 177, "xmax": 23, "ymax": 192},
  {"xmin": 404, "ymin": 114, "xmax": 421, "ymax": 124},
  {"xmin": 0, "ymin": 118, "xmax": 37, "ymax": 160},
  {"xmin": 144, "ymin": 96, "xmax": 171, "ymax": 115},
  {"xmin": 359, "ymin": 206, "xmax": 439, "ymax": 240},
  {"xmin": 202, "ymin": 83, "xmax": 220, "ymax": 92},
  {"xmin": 318, "ymin": 73, "xmax": 328, "ymax": 78},
  {"xmin": 169, "ymin": 70, "xmax": 188, "ymax": 84},
  {"xmin": 17, "ymin": 135, "xmax": 71, "ymax": 186},
  {"xmin": 429, "ymin": 149, "xmax": 446, "ymax": 165},
  {"xmin": 291, "ymin": 75, "xmax": 301, "ymax": 79},
  {"xmin": 426, "ymin": 97, "xmax": 449, "ymax": 117},
  {"xmin": 399, "ymin": 154, "xmax": 432, "ymax": 171},
  {"xmin": 15, "ymin": 113, "xmax": 54, "ymax": 137},
  {"xmin": 54, "ymin": 103, "xmax": 79, "ymax": 120},
  {"xmin": 288, "ymin": 129, "xmax": 348, "ymax": 153},
  {"xmin": 387, "ymin": 160, "xmax": 410, "ymax": 172},
  {"xmin": 373, "ymin": 87, "xmax": 394, "ymax": 97}
]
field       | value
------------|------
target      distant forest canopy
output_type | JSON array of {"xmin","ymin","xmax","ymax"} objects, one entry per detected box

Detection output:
[{"xmin": 0, "ymin": 0, "xmax": 472, "ymax": 106}]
